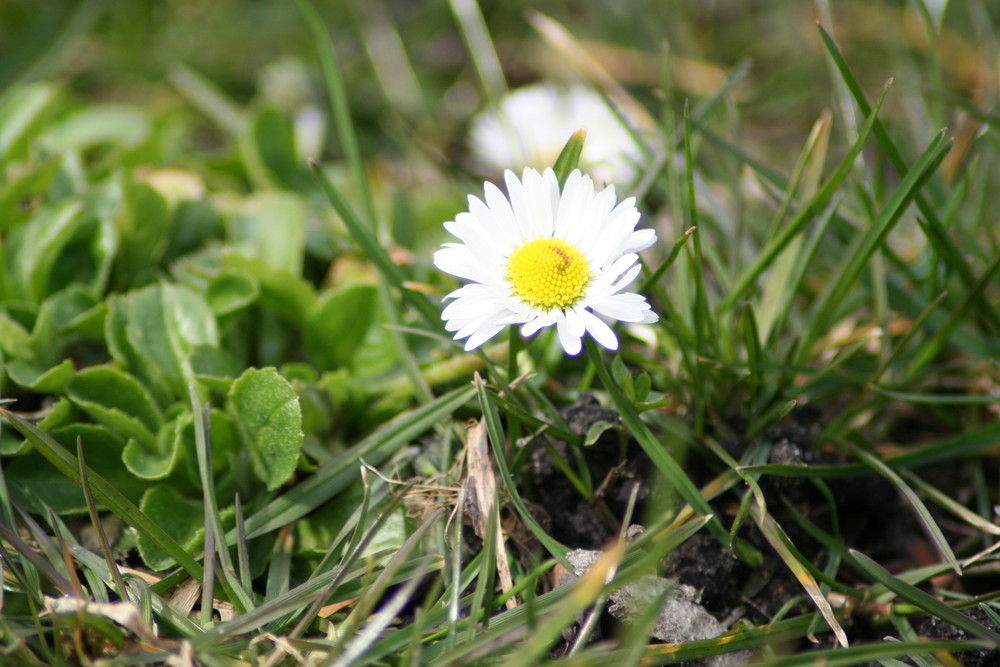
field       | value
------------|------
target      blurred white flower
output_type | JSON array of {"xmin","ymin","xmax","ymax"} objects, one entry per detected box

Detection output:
[
  {"xmin": 434, "ymin": 167, "xmax": 657, "ymax": 356},
  {"xmin": 469, "ymin": 82, "xmax": 646, "ymax": 187}
]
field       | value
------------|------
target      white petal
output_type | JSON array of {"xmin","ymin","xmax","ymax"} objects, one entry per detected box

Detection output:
[
  {"xmin": 609, "ymin": 262, "xmax": 642, "ymax": 292},
  {"xmin": 588, "ymin": 293, "xmax": 655, "ymax": 323},
  {"xmin": 556, "ymin": 314, "xmax": 583, "ymax": 356},
  {"xmin": 433, "ymin": 246, "xmax": 496, "ymax": 284},
  {"xmin": 464, "ymin": 324, "xmax": 505, "ymax": 350},
  {"xmin": 484, "ymin": 181, "xmax": 521, "ymax": 244},
  {"xmin": 521, "ymin": 311, "xmax": 558, "ymax": 337},
  {"xmin": 504, "ymin": 169, "xmax": 535, "ymax": 239},
  {"xmin": 581, "ymin": 309, "xmax": 618, "ymax": 350},
  {"xmin": 624, "ymin": 228, "xmax": 656, "ymax": 253}
]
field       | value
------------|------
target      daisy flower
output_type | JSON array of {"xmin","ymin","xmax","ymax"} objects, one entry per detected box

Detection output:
[
  {"xmin": 434, "ymin": 167, "xmax": 658, "ymax": 356},
  {"xmin": 469, "ymin": 82, "xmax": 646, "ymax": 187}
]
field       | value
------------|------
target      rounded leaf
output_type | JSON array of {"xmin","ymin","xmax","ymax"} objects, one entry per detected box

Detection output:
[{"xmin": 228, "ymin": 367, "xmax": 303, "ymax": 491}]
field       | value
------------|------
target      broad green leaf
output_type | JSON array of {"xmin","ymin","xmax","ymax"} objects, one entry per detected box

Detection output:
[
  {"xmin": 179, "ymin": 407, "xmax": 239, "ymax": 484},
  {"xmin": 251, "ymin": 106, "xmax": 303, "ymax": 190},
  {"xmin": 305, "ymin": 283, "xmax": 377, "ymax": 371},
  {"xmin": 6, "ymin": 425, "xmax": 146, "ymax": 514},
  {"xmin": 225, "ymin": 191, "xmax": 305, "ymax": 276},
  {"xmin": 221, "ymin": 250, "xmax": 315, "ymax": 324},
  {"xmin": 118, "ymin": 283, "xmax": 219, "ymax": 401},
  {"xmin": 5, "ymin": 358, "xmax": 75, "ymax": 394},
  {"xmin": 38, "ymin": 397, "xmax": 79, "ymax": 431},
  {"xmin": 105, "ymin": 294, "xmax": 170, "ymax": 402},
  {"xmin": 30, "ymin": 287, "xmax": 101, "ymax": 366},
  {"xmin": 137, "ymin": 485, "xmax": 205, "ymax": 571},
  {"xmin": 0, "ymin": 82, "xmax": 59, "ymax": 162},
  {"xmin": 229, "ymin": 367, "xmax": 303, "ymax": 491},
  {"xmin": 114, "ymin": 181, "xmax": 169, "ymax": 288},
  {"xmin": 191, "ymin": 344, "xmax": 243, "ymax": 393},
  {"xmin": 0, "ymin": 158, "xmax": 62, "ymax": 232},
  {"xmin": 0, "ymin": 312, "xmax": 32, "ymax": 359},
  {"xmin": 161, "ymin": 198, "xmax": 224, "ymax": 264},
  {"xmin": 206, "ymin": 273, "xmax": 260, "ymax": 316},
  {"xmin": 122, "ymin": 417, "xmax": 185, "ymax": 480},
  {"xmin": 40, "ymin": 105, "xmax": 150, "ymax": 152},
  {"xmin": 236, "ymin": 383, "xmax": 475, "ymax": 540},
  {"xmin": 5, "ymin": 199, "xmax": 85, "ymax": 303},
  {"xmin": 66, "ymin": 366, "xmax": 163, "ymax": 448}
]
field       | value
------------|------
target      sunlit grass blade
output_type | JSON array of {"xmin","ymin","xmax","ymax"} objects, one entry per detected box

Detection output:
[
  {"xmin": 901, "ymin": 469, "xmax": 1000, "ymax": 537},
  {"xmin": 850, "ymin": 549, "xmax": 1000, "ymax": 646}
]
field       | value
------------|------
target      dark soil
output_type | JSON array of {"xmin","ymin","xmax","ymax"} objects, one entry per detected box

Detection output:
[{"xmin": 518, "ymin": 395, "xmax": 993, "ymax": 659}]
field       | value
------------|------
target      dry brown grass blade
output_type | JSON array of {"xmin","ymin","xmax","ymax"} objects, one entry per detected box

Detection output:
[{"xmin": 464, "ymin": 418, "xmax": 517, "ymax": 610}]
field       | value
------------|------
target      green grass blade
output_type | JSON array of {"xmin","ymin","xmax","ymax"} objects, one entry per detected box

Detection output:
[
  {"xmin": 849, "ymin": 445, "xmax": 960, "ymax": 574},
  {"xmin": 816, "ymin": 24, "xmax": 1000, "ymax": 330},
  {"xmin": 795, "ymin": 128, "xmax": 952, "ymax": 364},
  {"xmin": 309, "ymin": 159, "xmax": 441, "ymax": 328},
  {"xmin": 719, "ymin": 79, "xmax": 894, "ymax": 313},
  {"xmin": 237, "ymin": 384, "xmax": 474, "ymax": 540},
  {"xmin": 475, "ymin": 375, "xmax": 570, "ymax": 565},
  {"xmin": 295, "ymin": 0, "xmax": 375, "ymax": 226},
  {"xmin": 584, "ymin": 340, "xmax": 748, "ymax": 558},
  {"xmin": 850, "ymin": 549, "xmax": 1000, "ymax": 646},
  {"xmin": 1, "ymin": 407, "xmax": 204, "ymax": 580}
]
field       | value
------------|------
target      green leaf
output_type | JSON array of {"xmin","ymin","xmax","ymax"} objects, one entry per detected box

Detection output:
[
  {"xmin": 0, "ymin": 82, "xmax": 59, "ymax": 162},
  {"xmin": 0, "ymin": 312, "xmax": 32, "ymax": 359},
  {"xmin": 206, "ymin": 273, "xmax": 260, "ymax": 317},
  {"xmin": 191, "ymin": 344, "xmax": 243, "ymax": 393},
  {"xmin": 114, "ymin": 181, "xmax": 169, "ymax": 287},
  {"xmin": 137, "ymin": 485, "xmax": 205, "ymax": 571},
  {"xmin": 5, "ymin": 199, "xmax": 85, "ymax": 303},
  {"xmin": 552, "ymin": 130, "xmax": 586, "ymax": 186},
  {"xmin": 0, "ymin": 157, "xmax": 62, "ymax": 233},
  {"xmin": 30, "ymin": 287, "xmax": 101, "ymax": 366},
  {"xmin": 116, "ymin": 283, "xmax": 219, "ymax": 401},
  {"xmin": 221, "ymin": 251, "xmax": 316, "ymax": 325},
  {"xmin": 40, "ymin": 104, "xmax": 150, "ymax": 152},
  {"xmin": 6, "ymin": 425, "xmax": 147, "ymax": 514},
  {"xmin": 236, "ymin": 383, "xmax": 475, "ymax": 540},
  {"xmin": 305, "ymin": 283, "xmax": 377, "ymax": 371},
  {"xmin": 251, "ymin": 106, "xmax": 303, "ymax": 190},
  {"xmin": 229, "ymin": 367, "xmax": 303, "ymax": 491},
  {"xmin": 66, "ymin": 366, "xmax": 163, "ymax": 448},
  {"xmin": 179, "ymin": 407, "xmax": 239, "ymax": 484},
  {"xmin": 850, "ymin": 549, "xmax": 1000, "ymax": 646},
  {"xmin": 225, "ymin": 191, "xmax": 306, "ymax": 276},
  {"xmin": 5, "ymin": 358, "xmax": 75, "ymax": 394},
  {"xmin": 122, "ymin": 417, "xmax": 185, "ymax": 480}
]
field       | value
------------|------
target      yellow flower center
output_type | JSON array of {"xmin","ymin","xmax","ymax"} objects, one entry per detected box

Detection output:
[{"xmin": 506, "ymin": 238, "xmax": 590, "ymax": 310}]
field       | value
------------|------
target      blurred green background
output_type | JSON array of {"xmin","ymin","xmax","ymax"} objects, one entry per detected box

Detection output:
[{"xmin": 5, "ymin": 0, "xmax": 996, "ymax": 174}]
